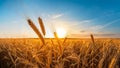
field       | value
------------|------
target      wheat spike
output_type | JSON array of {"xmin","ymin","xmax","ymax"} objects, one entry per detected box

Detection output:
[
  {"xmin": 90, "ymin": 34, "xmax": 95, "ymax": 45},
  {"xmin": 38, "ymin": 17, "xmax": 46, "ymax": 36},
  {"xmin": 54, "ymin": 32, "xmax": 58, "ymax": 39},
  {"xmin": 27, "ymin": 19, "xmax": 45, "ymax": 45}
]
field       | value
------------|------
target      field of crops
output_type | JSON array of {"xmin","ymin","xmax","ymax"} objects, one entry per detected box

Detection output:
[
  {"xmin": 0, "ymin": 18, "xmax": 120, "ymax": 68},
  {"xmin": 0, "ymin": 38, "xmax": 120, "ymax": 68}
]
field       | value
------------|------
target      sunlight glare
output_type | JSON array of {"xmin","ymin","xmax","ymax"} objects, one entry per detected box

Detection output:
[{"xmin": 56, "ymin": 28, "xmax": 67, "ymax": 38}]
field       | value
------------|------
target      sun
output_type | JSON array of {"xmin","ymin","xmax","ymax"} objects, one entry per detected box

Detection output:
[{"xmin": 56, "ymin": 28, "xmax": 67, "ymax": 38}]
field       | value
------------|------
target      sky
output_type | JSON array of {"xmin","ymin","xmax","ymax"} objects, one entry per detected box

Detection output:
[{"xmin": 0, "ymin": 0, "xmax": 120, "ymax": 38}]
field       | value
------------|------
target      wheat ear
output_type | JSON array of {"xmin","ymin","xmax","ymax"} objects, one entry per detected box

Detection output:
[
  {"xmin": 38, "ymin": 17, "xmax": 46, "ymax": 36},
  {"xmin": 90, "ymin": 34, "xmax": 95, "ymax": 45},
  {"xmin": 27, "ymin": 19, "xmax": 45, "ymax": 45}
]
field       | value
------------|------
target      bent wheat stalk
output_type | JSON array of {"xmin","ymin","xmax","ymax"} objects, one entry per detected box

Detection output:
[
  {"xmin": 38, "ymin": 17, "xmax": 46, "ymax": 36},
  {"xmin": 27, "ymin": 19, "xmax": 45, "ymax": 45}
]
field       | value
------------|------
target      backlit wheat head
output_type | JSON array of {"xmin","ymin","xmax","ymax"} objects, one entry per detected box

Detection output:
[{"xmin": 27, "ymin": 19, "xmax": 45, "ymax": 45}]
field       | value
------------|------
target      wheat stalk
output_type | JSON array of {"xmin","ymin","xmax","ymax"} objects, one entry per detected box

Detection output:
[
  {"xmin": 62, "ymin": 37, "xmax": 67, "ymax": 45},
  {"xmin": 90, "ymin": 34, "xmax": 95, "ymax": 68},
  {"xmin": 54, "ymin": 32, "xmax": 62, "ymax": 55},
  {"xmin": 27, "ymin": 19, "xmax": 45, "ymax": 45},
  {"xmin": 51, "ymin": 38, "xmax": 55, "ymax": 46},
  {"xmin": 38, "ymin": 17, "xmax": 46, "ymax": 36}
]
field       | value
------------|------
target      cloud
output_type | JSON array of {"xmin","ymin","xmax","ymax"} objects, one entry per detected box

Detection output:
[
  {"xmin": 70, "ymin": 20, "xmax": 92, "ymax": 26},
  {"xmin": 80, "ymin": 30, "xmax": 86, "ymax": 33},
  {"xmin": 68, "ymin": 33, "xmax": 116, "ymax": 38},
  {"xmin": 94, "ymin": 34, "xmax": 116, "ymax": 36},
  {"xmin": 11, "ymin": 21, "xmax": 18, "ymax": 24},
  {"xmin": 51, "ymin": 14, "xmax": 63, "ymax": 19},
  {"xmin": 89, "ymin": 18, "xmax": 120, "ymax": 32}
]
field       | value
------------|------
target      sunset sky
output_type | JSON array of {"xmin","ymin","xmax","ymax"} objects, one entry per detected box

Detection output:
[{"xmin": 0, "ymin": 0, "xmax": 120, "ymax": 38}]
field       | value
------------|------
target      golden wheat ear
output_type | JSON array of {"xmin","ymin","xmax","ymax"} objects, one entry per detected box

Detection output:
[
  {"xmin": 27, "ymin": 19, "xmax": 45, "ymax": 45},
  {"xmin": 38, "ymin": 17, "xmax": 46, "ymax": 36},
  {"xmin": 90, "ymin": 34, "xmax": 95, "ymax": 44},
  {"xmin": 54, "ymin": 32, "xmax": 58, "ymax": 39}
]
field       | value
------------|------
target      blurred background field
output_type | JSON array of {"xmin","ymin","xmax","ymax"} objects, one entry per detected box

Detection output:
[{"xmin": 0, "ymin": 38, "xmax": 120, "ymax": 68}]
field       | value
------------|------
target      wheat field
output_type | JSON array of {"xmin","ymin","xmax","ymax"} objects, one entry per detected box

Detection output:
[
  {"xmin": 1, "ymin": 0, "xmax": 120, "ymax": 67},
  {"xmin": 0, "ymin": 18, "xmax": 120, "ymax": 68},
  {"xmin": 0, "ymin": 38, "xmax": 120, "ymax": 68}
]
